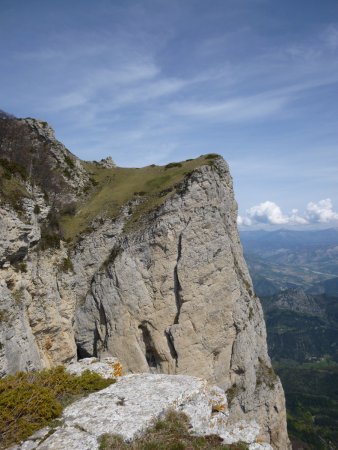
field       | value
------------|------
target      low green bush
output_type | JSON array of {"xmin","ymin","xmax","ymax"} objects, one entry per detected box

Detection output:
[
  {"xmin": 38, "ymin": 230, "xmax": 61, "ymax": 250},
  {"xmin": 164, "ymin": 162, "xmax": 182, "ymax": 169},
  {"xmin": 0, "ymin": 158, "xmax": 28, "ymax": 181},
  {"xmin": 0, "ymin": 366, "xmax": 115, "ymax": 448},
  {"xmin": 59, "ymin": 257, "xmax": 74, "ymax": 272},
  {"xmin": 64, "ymin": 155, "xmax": 75, "ymax": 169}
]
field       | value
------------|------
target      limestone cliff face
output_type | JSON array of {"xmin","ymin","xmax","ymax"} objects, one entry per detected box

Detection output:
[
  {"xmin": 0, "ymin": 116, "xmax": 290, "ymax": 449},
  {"xmin": 75, "ymin": 160, "xmax": 289, "ymax": 449}
]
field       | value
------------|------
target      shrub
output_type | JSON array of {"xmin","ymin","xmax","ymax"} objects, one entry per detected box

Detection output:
[
  {"xmin": 59, "ymin": 257, "xmax": 74, "ymax": 273},
  {"xmin": 0, "ymin": 366, "xmax": 115, "ymax": 448},
  {"xmin": 64, "ymin": 155, "xmax": 75, "ymax": 169},
  {"xmin": 159, "ymin": 187, "xmax": 173, "ymax": 197},
  {"xmin": 0, "ymin": 158, "xmax": 28, "ymax": 181},
  {"xmin": 164, "ymin": 162, "xmax": 182, "ymax": 170},
  {"xmin": 60, "ymin": 202, "xmax": 77, "ymax": 216},
  {"xmin": 0, "ymin": 309, "xmax": 9, "ymax": 323},
  {"xmin": 13, "ymin": 261, "xmax": 27, "ymax": 273},
  {"xmin": 63, "ymin": 168, "xmax": 71, "ymax": 178},
  {"xmin": 34, "ymin": 204, "xmax": 41, "ymax": 214},
  {"xmin": 38, "ymin": 232, "xmax": 61, "ymax": 250}
]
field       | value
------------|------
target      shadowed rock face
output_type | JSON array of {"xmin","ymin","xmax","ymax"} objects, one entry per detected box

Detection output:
[{"xmin": 0, "ymin": 117, "xmax": 290, "ymax": 448}]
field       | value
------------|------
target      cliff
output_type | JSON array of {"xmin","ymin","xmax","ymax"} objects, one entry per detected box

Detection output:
[{"xmin": 0, "ymin": 115, "xmax": 290, "ymax": 449}]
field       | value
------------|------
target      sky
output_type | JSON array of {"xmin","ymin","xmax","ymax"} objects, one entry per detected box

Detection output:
[{"xmin": 1, "ymin": 0, "xmax": 338, "ymax": 228}]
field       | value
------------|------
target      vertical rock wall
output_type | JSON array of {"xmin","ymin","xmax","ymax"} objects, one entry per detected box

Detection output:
[
  {"xmin": 0, "ymin": 122, "xmax": 290, "ymax": 449},
  {"xmin": 75, "ymin": 159, "xmax": 290, "ymax": 449}
]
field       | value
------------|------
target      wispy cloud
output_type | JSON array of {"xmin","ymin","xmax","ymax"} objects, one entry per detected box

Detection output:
[
  {"xmin": 323, "ymin": 24, "xmax": 338, "ymax": 49},
  {"xmin": 1, "ymin": 1, "xmax": 337, "ymax": 218},
  {"xmin": 170, "ymin": 92, "xmax": 288, "ymax": 122}
]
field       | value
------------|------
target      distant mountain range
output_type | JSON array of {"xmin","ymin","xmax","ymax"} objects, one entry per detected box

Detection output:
[{"xmin": 241, "ymin": 228, "xmax": 338, "ymax": 296}]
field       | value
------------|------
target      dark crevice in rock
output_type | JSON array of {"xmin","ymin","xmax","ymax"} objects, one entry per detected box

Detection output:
[
  {"xmin": 92, "ymin": 327, "xmax": 100, "ymax": 357},
  {"xmin": 77, "ymin": 343, "xmax": 93, "ymax": 359},
  {"xmin": 90, "ymin": 286, "xmax": 109, "ymax": 357},
  {"xmin": 98, "ymin": 302, "xmax": 109, "ymax": 348},
  {"xmin": 138, "ymin": 322, "xmax": 162, "ymax": 371},
  {"xmin": 165, "ymin": 328, "xmax": 178, "ymax": 367},
  {"xmin": 173, "ymin": 233, "xmax": 183, "ymax": 325}
]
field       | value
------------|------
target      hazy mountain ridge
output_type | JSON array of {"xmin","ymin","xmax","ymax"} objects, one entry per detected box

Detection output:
[{"xmin": 241, "ymin": 229, "xmax": 338, "ymax": 296}]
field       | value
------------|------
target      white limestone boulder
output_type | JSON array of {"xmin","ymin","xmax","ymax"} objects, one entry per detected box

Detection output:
[
  {"xmin": 13, "ymin": 373, "xmax": 272, "ymax": 450},
  {"xmin": 66, "ymin": 357, "xmax": 122, "ymax": 379}
]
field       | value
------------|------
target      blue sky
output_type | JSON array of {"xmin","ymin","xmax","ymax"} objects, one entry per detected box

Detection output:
[{"xmin": 1, "ymin": 0, "xmax": 338, "ymax": 227}]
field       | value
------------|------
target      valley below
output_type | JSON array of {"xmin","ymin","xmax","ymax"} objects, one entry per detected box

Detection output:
[{"xmin": 241, "ymin": 229, "xmax": 338, "ymax": 449}]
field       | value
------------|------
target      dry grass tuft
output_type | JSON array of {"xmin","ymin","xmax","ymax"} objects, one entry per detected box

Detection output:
[{"xmin": 98, "ymin": 409, "xmax": 249, "ymax": 450}]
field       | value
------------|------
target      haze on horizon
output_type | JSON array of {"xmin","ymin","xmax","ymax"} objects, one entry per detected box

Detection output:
[{"xmin": 1, "ymin": 0, "xmax": 337, "ymax": 229}]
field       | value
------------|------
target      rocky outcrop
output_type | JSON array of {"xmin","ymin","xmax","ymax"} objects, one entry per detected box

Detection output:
[
  {"xmin": 74, "ymin": 159, "xmax": 289, "ymax": 449},
  {"xmin": 13, "ymin": 373, "xmax": 273, "ymax": 450},
  {"xmin": 0, "ymin": 116, "xmax": 290, "ymax": 449},
  {"xmin": 0, "ymin": 116, "xmax": 91, "ymax": 210}
]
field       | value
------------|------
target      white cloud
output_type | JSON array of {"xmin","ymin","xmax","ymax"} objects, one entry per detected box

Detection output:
[
  {"xmin": 246, "ymin": 201, "xmax": 290, "ymax": 225},
  {"xmin": 237, "ymin": 215, "xmax": 252, "ymax": 226},
  {"xmin": 289, "ymin": 209, "xmax": 308, "ymax": 225},
  {"xmin": 305, "ymin": 198, "xmax": 338, "ymax": 223},
  {"xmin": 238, "ymin": 199, "xmax": 338, "ymax": 227}
]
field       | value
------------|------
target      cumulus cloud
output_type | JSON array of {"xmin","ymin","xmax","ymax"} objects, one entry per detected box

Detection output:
[
  {"xmin": 305, "ymin": 198, "xmax": 338, "ymax": 223},
  {"xmin": 246, "ymin": 201, "xmax": 289, "ymax": 225},
  {"xmin": 238, "ymin": 199, "xmax": 338, "ymax": 227}
]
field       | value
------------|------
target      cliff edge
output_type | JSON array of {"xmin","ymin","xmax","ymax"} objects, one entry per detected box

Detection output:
[{"xmin": 0, "ymin": 115, "xmax": 290, "ymax": 449}]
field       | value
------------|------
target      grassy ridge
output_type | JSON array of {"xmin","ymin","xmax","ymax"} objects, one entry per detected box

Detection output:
[{"xmin": 60, "ymin": 155, "xmax": 215, "ymax": 240}]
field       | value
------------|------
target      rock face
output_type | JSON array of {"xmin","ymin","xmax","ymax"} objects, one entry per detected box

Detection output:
[
  {"xmin": 74, "ymin": 160, "xmax": 289, "ymax": 449},
  {"xmin": 0, "ymin": 115, "xmax": 290, "ymax": 449},
  {"xmin": 14, "ymin": 373, "xmax": 272, "ymax": 450}
]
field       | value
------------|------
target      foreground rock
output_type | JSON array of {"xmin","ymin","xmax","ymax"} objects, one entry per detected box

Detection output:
[
  {"xmin": 66, "ymin": 356, "xmax": 123, "ymax": 379},
  {"xmin": 13, "ymin": 373, "xmax": 272, "ymax": 450}
]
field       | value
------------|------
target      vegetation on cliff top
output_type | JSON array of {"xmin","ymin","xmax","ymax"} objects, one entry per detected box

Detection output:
[
  {"xmin": 0, "ymin": 366, "xmax": 115, "ymax": 449},
  {"xmin": 0, "ymin": 116, "xmax": 222, "ymax": 240},
  {"xmin": 60, "ymin": 154, "xmax": 220, "ymax": 239}
]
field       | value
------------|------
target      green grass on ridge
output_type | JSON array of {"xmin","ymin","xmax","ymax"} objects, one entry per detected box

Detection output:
[{"xmin": 60, "ymin": 155, "xmax": 216, "ymax": 240}]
